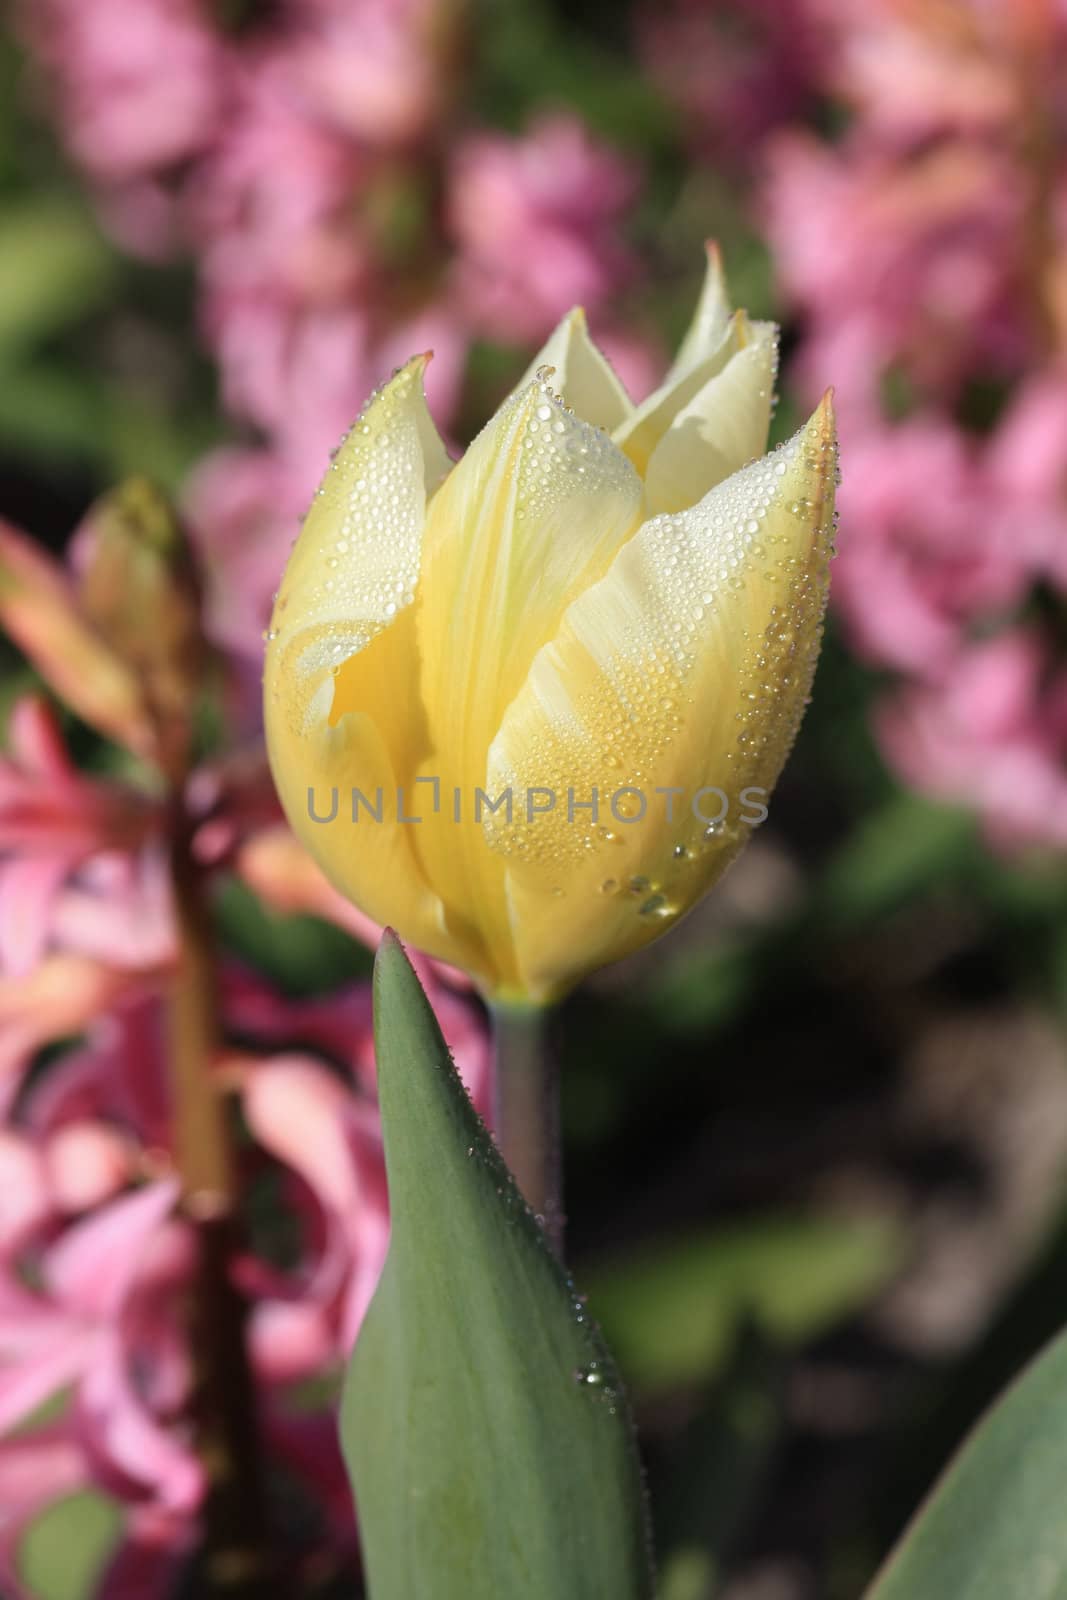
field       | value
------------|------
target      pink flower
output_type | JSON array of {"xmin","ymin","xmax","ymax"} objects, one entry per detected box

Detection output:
[
  {"xmin": 0, "ymin": 697, "xmax": 158, "ymax": 976},
  {"xmin": 879, "ymin": 630, "xmax": 1067, "ymax": 850},
  {"xmin": 763, "ymin": 132, "xmax": 1027, "ymax": 412},
  {"xmin": 832, "ymin": 418, "xmax": 1025, "ymax": 674},
  {"xmin": 0, "ymin": 957, "xmax": 134, "ymax": 1115},
  {"xmin": 189, "ymin": 56, "xmax": 372, "ymax": 313},
  {"xmin": 231, "ymin": 823, "xmax": 385, "ymax": 950},
  {"xmin": 0, "ymin": 961, "xmax": 490, "ymax": 1569},
  {"xmin": 986, "ymin": 371, "xmax": 1067, "ymax": 591},
  {"xmin": 0, "ymin": 1179, "xmax": 202, "ymax": 1515},
  {"xmin": 807, "ymin": 0, "xmax": 1067, "ymax": 147},
  {"xmin": 638, "ymin": 0, "xmax": 820, "ymax": 161},
  {"xmin": 286, "ymin": 0, "xmax": 445, "ymax": 147},
  {"xmin": 23, "ymin": 0, "xmax": 226, "ymax": 181},
  {"xmin": 449, "ymin": 114, "xmax": 640, "ymax": 342},
  {"xmin": 0, "ymin": 694, "xmax": 280, "ymax": 976}
]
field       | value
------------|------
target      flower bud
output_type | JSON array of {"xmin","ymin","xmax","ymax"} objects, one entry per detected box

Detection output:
[{"xmin": 265, "ymin": 250, "xmax": 837, "ymax": 1002}]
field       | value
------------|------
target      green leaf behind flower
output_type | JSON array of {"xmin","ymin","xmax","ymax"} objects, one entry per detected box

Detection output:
[
  {"xmin": 865, "ymin": 1326, "xmax": 1067, "ymax": 1599},
  {"xmin": 341, "ymin": 933, "xmax": 654, "ymax": 1600}
]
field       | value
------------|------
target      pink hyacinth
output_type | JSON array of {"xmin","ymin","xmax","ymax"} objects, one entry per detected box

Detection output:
[
  {"xmin": 0, "ymin": 958, "xmax": 490, "ymax": 1576},
  {"xmin": 754, "ymin": 0, "xmax": 1067, "ymax": 850},
  {"xmin": 0, "ymin": 696, "xmax": 162, "ymax": 978},
  {"xmin": 285, "ymin": 0, "xmax": 445, "ymax": 147},
  {"xmin": 985, "ymin": 370, "xmax": 1067, "ymax": 592},
  {"xmin": 449, "ymin": 114, "xmax": 640, "ymax": 343},
  {"xmin": 830, "ymin": 418, "xmax": 1027, "ymax": 675},
  {"xmin": 20, "ymin": 0, "xmax": 226, "ymax": 183},
  {"xmin": 17, "ymin": 0, "xmax": 228, "ymax": 257},
  {"xmin": 879, "ymin": 629, "xmax": 1067, "ymax": 851},
  {"xmin": 762, "ymin": 131, "xmax": 1028, "ymax": 415},
  {"xmin": 189, "ymin": 53, "xmax": 373, "ymax": 315},
  {"xmin": 637, "ymin": 0, "xmax": 821, "ymax": 161}
]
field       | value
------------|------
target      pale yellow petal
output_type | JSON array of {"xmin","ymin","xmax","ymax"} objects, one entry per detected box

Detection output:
[
  {"xmin": 612, "ymin": 309, "xmax": 757, "ymax": 478},
  {"xmin": 642, "ymin": 322, "xmax": 778, "ymax": 516},
  {"xmin": 410, "ymin": 370, "xmax": 644, "ymax": 989},
  {"xmin": 263, "ymin": 358, "xmax": 484, "ymax": 978},
  {"xmin": 267, "ymin": 354, "xmax": 450, "ymax": 684},
  {"xmin": 415, "ymin": 371, "xmax": 643, "ymax": 783},
  {"xmin": 484, "ymin": 396, "xmax": 837, "ymax": 1000},
  {"xmin": 515, "ymin": 307, "xmax": 633, "ymax": 432},
  {"xmin": 662, "ymin": 240, "xmax": 732, "ymax": 387}
]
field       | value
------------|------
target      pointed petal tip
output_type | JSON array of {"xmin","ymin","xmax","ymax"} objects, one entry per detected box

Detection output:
[{"xmin": 812, "ymin": 388, "xmax": 837, "ymax": 436}]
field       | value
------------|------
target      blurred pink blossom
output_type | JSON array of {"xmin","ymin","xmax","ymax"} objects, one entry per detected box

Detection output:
[
  {"xmin": 879, "ymin": 630, "xmax": 1067, "ymax": 850},
  {"xmin": 0, "ymin": 1179, "xmax": 201, "ymax": 1514},
  {"xmin": 0, "ymin": 697, "xmax": 158, "ymax": 976},
  {"xmin": 0, "ymin": 960, "xmax": 490, "ymax": 1567},
  {"xmin": 189, "ymin": 56, "xmax": 373, "ymax": 313},
  {"xmin": 763, "ymin": 133, "xmax": 1027, "ymax": 413},
  {"xmin": 19, "ymin": 0, "xmax": 228, "ymax": 255},
  {"xmin": 756, "ymin": 0, "xmax": 1067, "ymax": 849},
  {"xmin": 808, "ymin": 0, "xmax": 1019, "ymax": 142},
  {"xmin": 286, "ymin": 0, "xmax": 445, "ymax": 147},
  {"xmin": 449, "ymin": 114, "xmax": 640, "ymax": 342},
  {"xmin": 637, "ymin": 0, "xmax": 820, "ymax": 160},
  {"xmin": 22, "ymin": 0, "xmax": 226, "ymax": 182},
  {"xmin": 832, "ymin": 419, "xmax": 1026, "ymax": 675},
  {"xmin": 986, "ymin": 370, "xmax": 1067, "ymax": 590}
]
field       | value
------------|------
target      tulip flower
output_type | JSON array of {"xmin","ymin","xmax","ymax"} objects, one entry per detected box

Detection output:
[{"xmin": 264, "ymin": 248, "xmax": 837, "ymax": 1004}]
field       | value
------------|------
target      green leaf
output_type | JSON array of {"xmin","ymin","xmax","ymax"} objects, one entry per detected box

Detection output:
[
  {"xmin": 866, "ymin": 1326, "xmax": 1067, "ymax": 1599},
  {"xmin": 816, "ymin": 791, "xmax": 976, "ymax": 928},
  {"xmin": 0, "ymin": 201, "xmax": 116, "ymax": 352},
  {"xmin": 19, "ymin": 1491, "xmax": 121, "ymax": 1600},
  {"xmin": 587, "ymin": 1214, "xmax": 903, "ymax": 1394},
  {"xmin": 341, "ymin": 933, "xmax": 654, "ymax": 1600}
]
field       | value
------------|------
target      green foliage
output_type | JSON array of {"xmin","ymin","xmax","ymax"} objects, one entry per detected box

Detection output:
[
  {"xmin": 19, "ymin": 1493, "xmax": 121, "ymax": 1600},
  {"xmin": 342, "ymin": 935, "xmax": 654, "ymax": 1600},
  {"xmin": 586, "ymin": 1213, "xmax": 903, "ymax": 1394},
  {"xmin": 866, "ymin": 1328, "xmax": 1067, "ymax": 1600}
]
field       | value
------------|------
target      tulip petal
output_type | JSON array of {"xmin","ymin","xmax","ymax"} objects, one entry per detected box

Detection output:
[
  {"xmin": 662, "ymin": 241, "xmax": 732, "ymax": 387},
  {"xmin": 407, "ymin": 373, "xmax": 643, "ymax": 984},
  {"xmin": 516, "ymin": 308, "xmax": 633, "ymax": 433},
  {"xmin": 416, "ymin": 372, "xmax": 643, "ymax": 777},
  {"xmin": 612, "ymin": 310, "xmax": 765, "ymax": 478},
  {"xmin": 486, "ymin": 396, "xmax": 837, "ymax": 1000},
  {"xmin": 266, "ymin": 354, "xmax": 451, "ymax": 683},
  {"xmin": 264, "ymin": 359, "xmax": 469, "ymax": 972},
  {"xmin": 642, "ymin": 323, "xmax": 778, "ymax": 516}
]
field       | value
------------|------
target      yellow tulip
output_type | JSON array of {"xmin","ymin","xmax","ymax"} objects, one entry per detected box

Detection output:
[{"xmin": 264, "ymin": 248, "xmax": 837, "ymax": 1004}]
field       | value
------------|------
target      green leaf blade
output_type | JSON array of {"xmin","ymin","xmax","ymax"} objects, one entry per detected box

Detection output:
[
  {"xmin": 342, "ymin": 932, "xmax": 654, "ymax": 1600},
  {"xmin": 866, "ymin": 1327, "xmax": 1067, "ymax": 1600}
]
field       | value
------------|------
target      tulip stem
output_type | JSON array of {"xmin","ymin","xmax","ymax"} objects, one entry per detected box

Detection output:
[
  {"xmin": 490, "ymin": 1004, "xmax": 563, "ymax": 1254},
  {"xmin": 166, "ymin": 813, "xmax": 278, "ymax": 1599}
]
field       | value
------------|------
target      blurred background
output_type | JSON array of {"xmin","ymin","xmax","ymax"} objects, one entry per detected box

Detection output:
[{"xmin": 1, "ymin": 1, "xmax": 1066, "ymax": 1596}]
